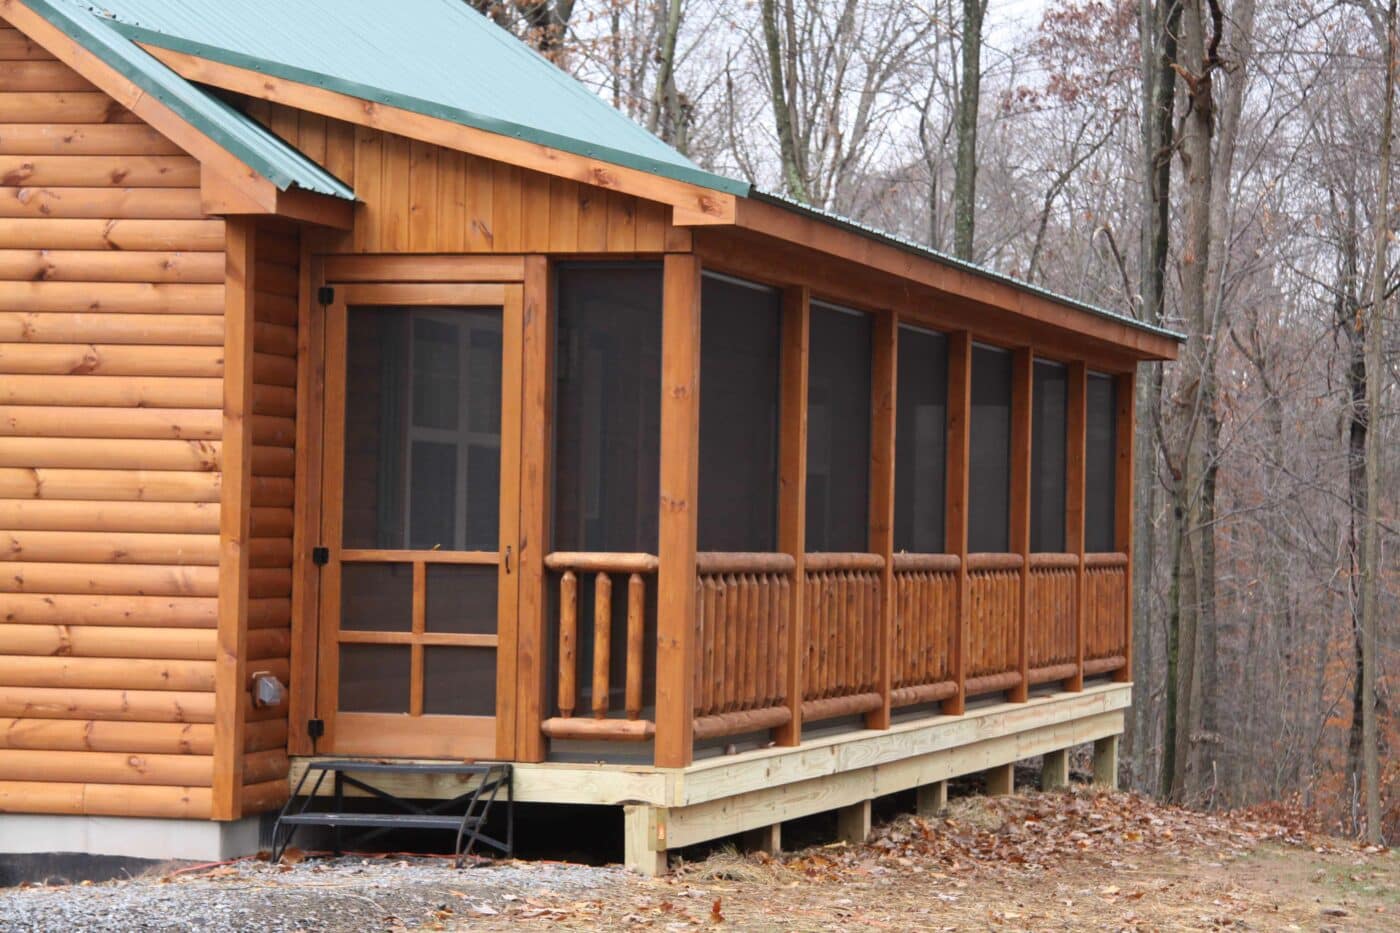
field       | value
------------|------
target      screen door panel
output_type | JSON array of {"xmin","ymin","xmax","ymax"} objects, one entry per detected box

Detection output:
[{"xmin": 317, "ymin": 283, "xmax": 521, "ymax": 759}]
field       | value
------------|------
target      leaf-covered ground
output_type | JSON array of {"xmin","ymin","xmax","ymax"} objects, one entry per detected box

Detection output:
[{"xmin": 3, "ymin": 787, "xmax": 1393, "ymax": 931}]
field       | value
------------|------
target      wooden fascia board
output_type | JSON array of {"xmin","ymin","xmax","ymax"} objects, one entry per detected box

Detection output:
[
  {"xmin": 1, "ymin": 0, "xmax": 281, "ymax": 214},
  {"xmin": 139, "ymin": 43, "xmax": 738, "ymax": 224},
  {"xmin": 731, "ymin": 197, "xmax": 1180, "ymax": 363},
  {"xmin": 200, "ymin": 172, "xmax": 354, "ymax": 229}
]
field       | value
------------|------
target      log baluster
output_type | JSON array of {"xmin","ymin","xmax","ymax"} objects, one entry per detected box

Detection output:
[
  {"xmin": 592, "ymin": 572, "xmax": 612, "ymax": 718},
  {"xmin": 559, "ymin": 571, "xmax": 578, "ymax": 718},
  {"xmin": 626, "ymin": 573, "xmax": 645, "ymax": 720}
]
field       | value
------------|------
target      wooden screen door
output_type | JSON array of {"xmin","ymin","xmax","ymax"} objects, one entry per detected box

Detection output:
[{"xmin": 316, "ymin": 283, "xmax": 522, "ymax": 759}]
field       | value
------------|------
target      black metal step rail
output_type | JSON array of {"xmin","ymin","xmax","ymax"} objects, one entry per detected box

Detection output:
[{"xmin": 270, "ymin": 760, "xmax": 513, "ymax": 867}]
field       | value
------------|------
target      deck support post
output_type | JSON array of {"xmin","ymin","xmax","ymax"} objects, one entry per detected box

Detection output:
[
  {"xmin": 835, "ymin": 799, "xmax": 872, "ymax": 844},
  {"xmin": 775, "ymin": 286, "xmax": 810, "ymax": 747},
  {"xmin": 623, "ymin": 805, "xmax": 667, "ymax": 877},
  {"xmin": 915, "ymin": 781, "xmax": 948, "ymax": 817},
  {"xmin": 985, "ymin": 762, "xmax": 1015, "ymax": 796},
  {"xmin": 742, "ymin": 822, "xmax": 782, "ymax": 856},
  {"xmin": 1009, "ymin": 348, "xmax": 1032, "ymax": 703},
  {"xmin": 943, "ymin": 331, "xmax": 972, "ymax": 715},
  {"xmin": 1041, "ymin": 748, "xmax": 1070, "ymax": 790},
  {"xmin": 1093, "ymin": 734, "xmax": 1119, "ymax": 789},
  {"xmin": 655, "ymin": 254, "xmax": 701, "ymax": 768},
  {"xmin": 1066, "ymin": 362, "xmax": 1088, "ymax": 692}
]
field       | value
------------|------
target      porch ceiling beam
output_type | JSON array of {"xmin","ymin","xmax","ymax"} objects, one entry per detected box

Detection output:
[
  {"xmin": 137, "ymin": 44, "xmax": 738, "ymax": 225},
  {"xmin": 727, "ymin": 198, "xmax": 1179, "ymax": 364}
]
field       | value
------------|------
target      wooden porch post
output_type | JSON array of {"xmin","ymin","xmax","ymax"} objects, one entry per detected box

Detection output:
[
  {"xmin": 214, "ymin": 217, "xmax": 255, "ymax": 821},
  {"xmin": 515, "ymin": 255, "xmax": 552, "ymax": 761},
  {"xmin": 1114, "ymin": 369, "xmax": 1136, "ymax": 683},
  {"xmin": 867, "ymin": 310, "xmax": 897, "ymax": 729},
  {"xmin": 1010, "ymin": 348, "xmax": 1032, "ymax": 703},
  {"xmin": 943, "ymin": 331, "xmax": 972, "ymax": 716},
  {"xmin": 775, "ymin": 286, "xmax": 810, "ymax": 746},
  {"xmin": 1066, "ymin": 362, "xmax": 1087, "ymax": 692},
  {"xmin": 655, "ymin": 254, "xmax": 701, "ymax": 768}
]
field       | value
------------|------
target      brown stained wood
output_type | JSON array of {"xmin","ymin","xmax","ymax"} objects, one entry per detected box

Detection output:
[
  {"xmin": 406, "ymin": 140, "xmax": 436, "ymax": 251},
  {"xmin": 0, "ymin": 312, "xmax": 224, "ymax": 346},
  {"xmin": 0, "ymin": 92, "xmax": 129, "ymax": 123},
  {"xmin": 0, "ymin": 718, "xmax": 213, "ymax": 755},
  {"xmin": 0, "ymin": 405, "xmax": 220, "ymax": 441},
  {"xmin": 867, "ymin": 310, "xmax": 897, "ymax": 726},
  {"xmin": 0, "ymin": 125, "xmax": 182, "ymax": 157},
  {"xmin": 1010, "ymin": 348, "xmax": 1032, "ymax": 703},
  {"xmin": 0, "ymin": 26, "xmax": 55, "ymax": 61},
  {"xmin": 0, "ymin": 155, "xmax": 198, "ymax": 187},
  {"xmin": 654, "ymin": 253, "xmax": 700, "ymax": 767},
  {"xmin": 775, "ymin": 286, "xmax": 810, "ymax": 740},
  {"xmin": 544, "ymin": 552, "xmax": 659, "ymax": 574},
  {"xmin": 1066, "ymin": 361, "xmax": 1087, "ymax": 691},
  {"xmin": 558, "ymin": 570, "xmax": 577, "ymax": 718},
  {"xmin": 379, "ymin": 133, "xmax": 411, "ymax": 252},
  {"xmin": 540, "ymin": 717, "xmax": 654, "ymax": 741},
  {"xmin": 213, "ymin": 217, "xmax": 254, "ymax": 820},
  {"xmin": 0, "ymin": 186, "xmax": 202, "ymax": 219},
  {"xmin": 514, "ymin": 255, "xmax": 549, "ymax": 760},
  {"xmin": 1114, "ymin": 370, "xmax": 1135, "ymax": 683},
  {"xmin": 626, "ymin": 573, "xmax": 645, "ymax": 720},
  {"xmin": 0, "ymin": 749, "xmax": 213, "ymax": 787},
  {"xmin": 0, "ymin": 219, "xmax": 222, "ymax": 251},
  {"xmin": 592, "ymin": 572, "xmax": 612, "ymax": 718},
  {"xmin": 691, "ymin": 705, "xmax": 792, "ymax": 740}
]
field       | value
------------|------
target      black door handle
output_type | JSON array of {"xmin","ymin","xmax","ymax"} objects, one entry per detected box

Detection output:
[{"xmin": 504, "ymin": 545, "xmax": 512, "ymax": 573}]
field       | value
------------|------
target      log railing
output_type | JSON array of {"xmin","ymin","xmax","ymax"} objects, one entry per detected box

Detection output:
[
  {"xmin": 692, "ymin": 553, "xmax": 795, "ymax": 740},
  {"xmin": 1083, "ymin": 553, "xmax": 1129, "ymax": 676},
  {"xmin": 539, "ymin": 552, "xmax": 657, "ymax": 742},
  {"xmin": 1027, "ymin": 553, "xmax": 1079, "ymax": 685},
  {"xmin": 801, "ymin": 553, "xmax": 885, "ymax": 722},
  {"xmin": 889, "ymin": 554, "xmax": 959, "ymax": 707},
  {"xmin": 965, "ymin": 553, "xmax": 1025, "ymax": 697}
]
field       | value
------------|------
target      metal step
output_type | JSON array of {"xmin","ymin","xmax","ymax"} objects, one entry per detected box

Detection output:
[{"xmin": 278, "ymin": 812, "xmax": 479, "ymax": 831}]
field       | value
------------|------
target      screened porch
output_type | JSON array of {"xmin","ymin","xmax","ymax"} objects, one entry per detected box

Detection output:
[{"xmin": 528, "ymin": 257, "xmax": 1134, "ymax": 768}]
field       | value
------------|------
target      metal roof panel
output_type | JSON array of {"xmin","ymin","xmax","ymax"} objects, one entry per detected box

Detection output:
[{"xmin": 33, "ymin": 0, "xmax": 354, "ymax": 199}]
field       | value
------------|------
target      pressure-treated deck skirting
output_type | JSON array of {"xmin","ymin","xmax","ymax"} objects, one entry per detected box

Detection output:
[{"xmin": 288, "ymin": 683, "xmax": 1128, "ymax": 872}]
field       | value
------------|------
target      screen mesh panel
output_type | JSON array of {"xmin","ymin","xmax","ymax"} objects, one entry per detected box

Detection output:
[
  {"xmin": 969, "ymin": 344, "xmax": 1012, "ymax": 553},
  {"xmin": 805, "ymin": 302, "xmax": 872, "ymax": 553},
  {"xmin": 1031, "ymin": 359, "xmax": 1068, "ymax": 552},
  {"xmin": 894, "ymin": 326, "xmax": 947, "ymax": 553},
  {"xmin": 553, "ymin": 263, "xmax": 663, "ymax": 552},
  {"xmin": 698, "ymin": 275, "xmax": 782, "ymax": 551},
  {"xmin": 1086, "ymin": 373, "xmax": 1118, "ymax": 552}
]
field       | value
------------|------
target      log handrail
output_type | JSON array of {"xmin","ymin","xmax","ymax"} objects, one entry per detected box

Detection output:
[
  {"xmin": 804, "ymin": 551, "xmax": 885, "ymax": 572},
  {"xmin": 1084, "ymin": 552, "xmax": 1128, "ymax": 569},
  {"xmin": 891, "ymin": 552, "xmax": 961, "ymax": 573},
  {"xmin": 695, "ymin": 551, "xmax": 796, "ymax": 575},
  {"xmin": 1028, "ymin": 552, "xmax": 1079, "ymax": 570},
  {"xmin": 966, "ymin": 552, "xmax": 1025, "ymax": 572},
  {"xmin": 545, "ymin": 552, "xmax": 659, "ymax": 574},
  {"xmin": 546, "ymin": 552, "xmax": 658, "ymax": 735}
]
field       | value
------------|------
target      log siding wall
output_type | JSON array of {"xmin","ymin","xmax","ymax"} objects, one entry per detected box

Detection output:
[{"xmin": 0, "ymin": 23, "xmax": 228, "ymax": 819}]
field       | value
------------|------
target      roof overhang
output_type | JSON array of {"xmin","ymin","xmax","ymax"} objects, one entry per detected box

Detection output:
[
  {"xmin": 135, "ymin": 43, "xmax": 739, "ymax": 226},
  {"xmin": 3, "ymin": 0, "xmax": 355, "ymax": 228}
]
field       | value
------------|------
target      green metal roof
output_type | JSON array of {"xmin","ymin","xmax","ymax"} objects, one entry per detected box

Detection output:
[
  {"xmin": 31, "ymin": 0, "xmax": 353, "ymax": 199},
  {"xmin": 27, "ymin": 0, "xmax": 1176, "ymax": 343},
  {"xmin": 62, "ymin": 0, "xmax": 748, "ymax": 197}
]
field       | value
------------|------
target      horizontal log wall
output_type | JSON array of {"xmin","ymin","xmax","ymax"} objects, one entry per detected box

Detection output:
[
  {"xmin": 240, "ymin": 221, "xmax": 298, "ymax": 813},
  {"xmin": 0, "ymin": 22, "xmax": 226, "ymax": 819},
  {"xmin": 245, "ymin": 101, "xmax": 673, "ymax": 254}
]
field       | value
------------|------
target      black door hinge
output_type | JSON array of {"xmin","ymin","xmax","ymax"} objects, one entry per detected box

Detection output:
[
  {"xmin": 317, "ymin": 285, "xmax": 335, "ymax": 305},
  {"xmin": 312, "ymin": 546, "xmax": 329, "ymax": 566},
  {"xmin": 307, "ymin": 718, "xmax": 324, "ymax": 741}
]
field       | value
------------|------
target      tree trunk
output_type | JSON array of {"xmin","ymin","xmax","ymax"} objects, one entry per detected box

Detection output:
[
  {"xmin": 761, "ymin": 0, "xmax": 809, "ymax": 202},
  {"xmin": 953, "ymin": 0, "xmax": 984, "ymax": 259},
  {"xmin": 1131, "ymin": 0, "xmax": 1181, "ymax": 793},
  {"xmin": 1357, "ymin": 0, "xmax": 1394, "ymax": 845}
]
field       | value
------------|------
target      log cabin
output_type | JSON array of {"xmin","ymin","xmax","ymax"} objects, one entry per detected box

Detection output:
[{"xmin": 0, "ymin": 0, "xmax": 1180, "ymax": 872}]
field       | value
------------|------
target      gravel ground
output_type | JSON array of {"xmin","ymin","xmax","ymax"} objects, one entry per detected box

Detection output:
[{"xmin": 0, "ymin": 856, "xmax": 629, "ymax": 932}]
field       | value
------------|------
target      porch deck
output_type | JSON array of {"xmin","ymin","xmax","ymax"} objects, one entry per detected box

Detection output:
[{"xmin": 289, "ymin": 682, "xmax": 1128, "ymax": 874}]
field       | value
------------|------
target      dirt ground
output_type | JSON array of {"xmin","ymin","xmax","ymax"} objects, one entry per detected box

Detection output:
[{"xmin": 2, "ymin": 787, "xmax": 1393, "ymax": 931}]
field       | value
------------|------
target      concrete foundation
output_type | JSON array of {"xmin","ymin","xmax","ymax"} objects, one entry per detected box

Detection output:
[{"xmin": 0, "ymin": 814, "xmax": 266, "ymax": 862}]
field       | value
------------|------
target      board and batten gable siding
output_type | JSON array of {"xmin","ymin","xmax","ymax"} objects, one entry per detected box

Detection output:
[
  {"xmin": 246, "ymin": 101, "xmax": 678, "ymax": 254},
  {"xmin": 0, "ymin": 20, "xmax": 274, "ymax": 820}
]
